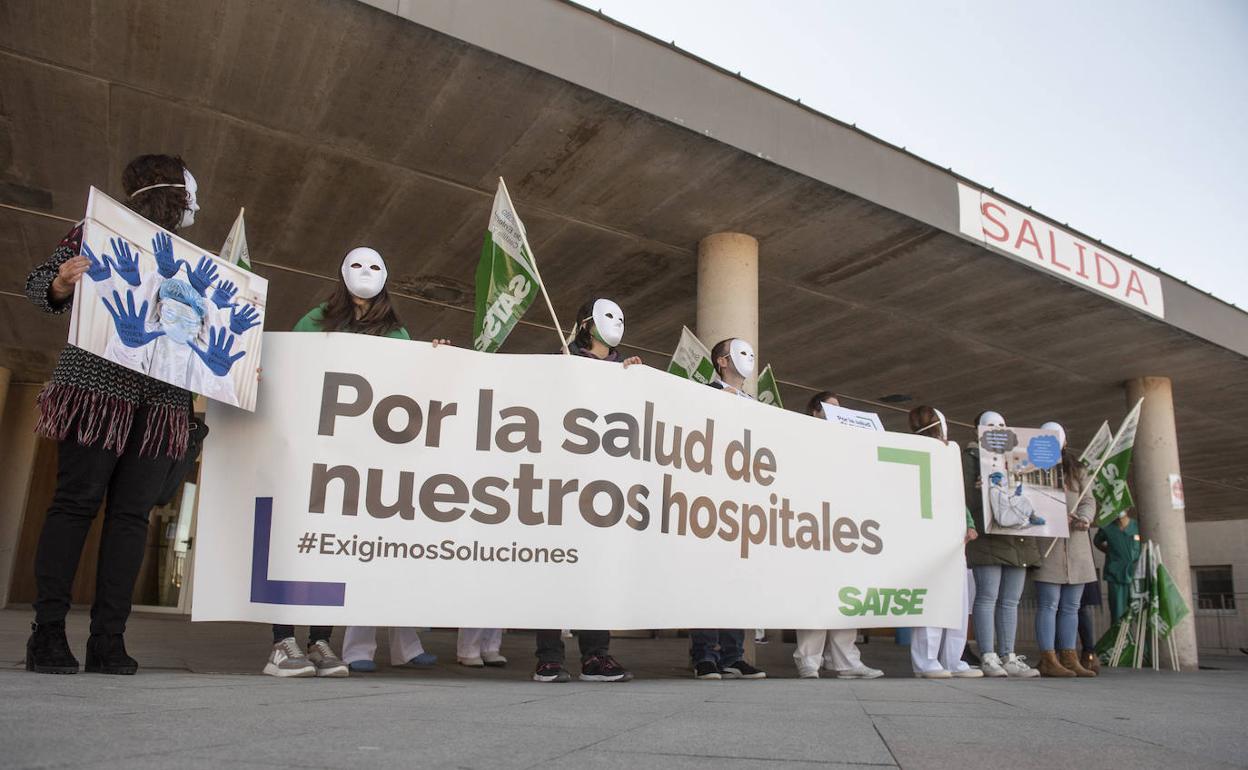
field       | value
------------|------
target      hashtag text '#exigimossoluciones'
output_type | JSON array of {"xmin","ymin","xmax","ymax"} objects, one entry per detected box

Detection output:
[{"xmin": 297, "ymin": 532, "xmax": 580, "ymax": 565}]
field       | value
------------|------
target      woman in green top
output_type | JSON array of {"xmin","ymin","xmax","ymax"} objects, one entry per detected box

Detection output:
[{"xmin": 1094, "ymin": 513, "xmax": 1141, "ymax": 623}]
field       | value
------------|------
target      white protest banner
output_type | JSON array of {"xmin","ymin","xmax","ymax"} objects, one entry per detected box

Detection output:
[
  {"xmin": 70, "ymin": 188, "xmax": 267, "ymax": 410},
  {"xmin": 821, "ymin": 403, "xmax": 885, "ymax": 432},
  {"xmin": 193, "ymin": 333, "xmax": 967, "ymax": 630},
  {"xmin": 977, "ymin": 425, "xmax": 1069, "ymax": 539}
]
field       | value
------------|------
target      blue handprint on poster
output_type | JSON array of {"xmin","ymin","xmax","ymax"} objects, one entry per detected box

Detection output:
[{"xmin": 68, "ymin": 187, "xmax": 269, "ymax": 411}]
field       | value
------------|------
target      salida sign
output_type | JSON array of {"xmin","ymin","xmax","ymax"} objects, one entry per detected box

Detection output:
[{"xmin": 957, "ymin": 183, "xmax": 1164, "ymax": 318}]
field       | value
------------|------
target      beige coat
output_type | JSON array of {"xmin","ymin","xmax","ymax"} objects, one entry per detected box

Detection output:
[{"xmin": 1035, "ymin": 485, "xmax": 1097, "ymax": 585}]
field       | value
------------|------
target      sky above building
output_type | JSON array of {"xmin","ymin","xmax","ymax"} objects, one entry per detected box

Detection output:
[{"xmin": 580, "ymin": 0, "xmax": 1248, "ymax": 310}]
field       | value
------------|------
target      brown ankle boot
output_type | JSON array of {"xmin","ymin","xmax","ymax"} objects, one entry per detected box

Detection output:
[
  {"xmin": 1059, "ymin": 650, "xmax": 1096, "ymax": 677},
  {"xmin": 1038, "ymin": 651, "xmax": 1075, "ymax": 677},
  {"xmin": 1080, "ymin": 650, "xmax": 1101, "ymax": 675}
]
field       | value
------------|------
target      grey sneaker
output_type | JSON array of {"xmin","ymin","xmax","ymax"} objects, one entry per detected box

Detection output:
[
  {"xmin": 263, "ymin": 637, "xmax": 315, "ymax": 678},
  {"xmin": 307, "ymin": 640, "xmax": 349, "ymax": 678}
]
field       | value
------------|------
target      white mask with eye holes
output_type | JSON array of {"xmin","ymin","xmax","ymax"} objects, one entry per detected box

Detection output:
[
  {"xmin": 978, "ymin": 411, "xmax": 1006, "ymax": 428},
  {"xmin": 590, "ymin": 298, "xmax": 624, "ymax": 348},
  {"xmin": 179, "ymin": 169, "xmax": 200, "ymax": 229},
  {"xmin": 341, "ymin": 247, "xmax": 388, "ymax": 300},
  {"xmin": 728, "ymin": 338, "xmax": 756, "ymax": 379},
  {"xmin": 1040, "ymin": 421, "xmax": 1066, "ymax": 449},
  {"xmin": 920, "ymin": 408, "xmax": 949, "ymax": 443}
]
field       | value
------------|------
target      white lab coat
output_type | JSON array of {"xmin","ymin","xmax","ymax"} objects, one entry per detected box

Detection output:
[
  {"xmin": 911, "ymin": 569, "xmax": 975, "ymax": 673},
  {"xmin": 342, "ymin": 626, "xmax": 427, "ymax": 666}
]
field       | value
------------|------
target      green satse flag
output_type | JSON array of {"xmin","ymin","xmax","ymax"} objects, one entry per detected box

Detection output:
[
  {"xmin": 1153, "ymin": 560, "xmax": 1191, "ymax": 638},
  {"xmin": 473, "ymin": 181, "xmax": 538, "ymax": 353},
  {"xmin": 755, "ymin": 364, "xmax": 783, "ymax": 408},
  {"xmin": 667, "ymin": 326, "xmax": 715, "ymax": 384},
  {"xmin": 219, "ymin": 208, "xmax": 251, "ymax": 271},
  {"xmin": 1079, "ymin": 421, "xmax": 1112, "ymax": 471},
  {"xmin": 1092, "ymin": 399, "xmax": 1143, "ymax": 527}
]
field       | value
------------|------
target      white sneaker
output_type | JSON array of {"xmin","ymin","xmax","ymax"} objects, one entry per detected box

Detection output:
[
  {"xmin": 307, "ymin": 640, "xmax": 349, "ymax": 678},
  {"xmin": 458, "ymin": 656, "xmax": 485, "ymax": 667},
  {"xmin": 481, "ymin": 651, "xmax": 508, "ymax": 667},
  {"xmin": 263, "ymin": 637, "xmax": 316, "ymax": 678},
  {"xmin": 980, "ymin": 652, "xmax": 1008, "ymax": 677},
  {"xmin": 836, "ymin": 665, "xmax": 884, "ymax": 679},
  {"xmin": 796, "ymin": 665, "xmax": 820, "ymax": 679},
  {"xmin": 1003, "ymin": 653, "xmax": 1040, "ymax": 678},
  {"xmin": 951, "ymin": 666, "xmax": 985, "ymax": 678},
  {"xmin": 914, "ymin": 669, "xmax": 953, "ymax": 679}
]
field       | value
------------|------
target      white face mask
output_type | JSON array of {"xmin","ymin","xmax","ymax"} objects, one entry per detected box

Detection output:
[
  {"xmin": 589, "ymin": 298, "xmax": 624, "ymax": 348},
  {"xmin": 341, "ymin": 247, "xmax": 388, "ymax": 300},
  {"xmin": 179, "ymin": 169, "xmax": 199, "ymax": 229},
  {"xmin": 728, "ymin": 338, "xmax": 756, "ymax": 379},
  {"xmin": 1040, "ymin": 421, "xmax": 1066, "ymax": 449},
  {"xmin": 978, "ymin": 411, "xmax": 1006, "ymax": 428},
  {"xmin": 919, "ymin": 408, "xmax": 949, "ymax": 443}
]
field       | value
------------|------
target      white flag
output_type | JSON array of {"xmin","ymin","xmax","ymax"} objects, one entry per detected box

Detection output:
[{"xmin": 220, "ymin": 208, "xmax": 251, "ymax": 270}]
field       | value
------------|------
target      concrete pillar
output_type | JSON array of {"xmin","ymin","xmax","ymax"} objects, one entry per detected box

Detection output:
[
  {"xmin": 1125, "ymin": 376, "xmax": 1198, "ymax": 670},
  {"xmin": 0, "ymin": 383, "xmax": 42, "ymax": 608},
  {"xmin": 696, "ymin": 232, "xmax": 759, "ymax": 390},
  {"xmin": 697, "ymin": 233, "xmax": 761, "ymax": 659}
]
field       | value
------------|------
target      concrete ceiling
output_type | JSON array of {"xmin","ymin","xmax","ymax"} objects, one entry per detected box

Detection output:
[{"xmin": 1, "ymin": 0, "xmax": 1245, "ymax": 520}]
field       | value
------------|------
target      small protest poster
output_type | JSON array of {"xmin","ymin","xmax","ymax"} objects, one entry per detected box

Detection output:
[
  {"xmin": 68, "ymin": 187, "xmax": 267, "ymax": 410},
  {"xmin": 977, "ymin": 425, "xmax": 1070, "ymax": 538},
  {"xmin": 821, "ymin": 403, "xmax": 885, "ymax": 432}
]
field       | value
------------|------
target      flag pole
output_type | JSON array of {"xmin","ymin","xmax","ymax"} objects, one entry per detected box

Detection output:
[
  {"xmin": 1070, "ymin": 398, "xmax": 1145, "ymax": 520},
  {"xmin": 499, "ymin": 177, "xmax": 569, "ymax": 355}
]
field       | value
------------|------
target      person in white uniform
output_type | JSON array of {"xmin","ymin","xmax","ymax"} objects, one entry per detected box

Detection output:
[
  {"xmin": 457, "ymin": 628, "xmax": 507, "ymax": 667},
  {"xmin": 792, "ymin": 391, "xmax": 885, "ymax": 680},
  {"xmin": 907, "ymin": 405, "xmax": 984, "ymax": 679},
  {"xmin": 343, "ymin": 626, "xmax": 436, "ymax": 672}
]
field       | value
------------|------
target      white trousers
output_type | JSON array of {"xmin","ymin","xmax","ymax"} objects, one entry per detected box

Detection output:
[
  {"xmin": 793, "ymin": 629, "xmax": 863, "ymax": 672},
  {"xmin": 343, "ymin": 626, "xmax": 426, "ymax": 665},
  {"xmin": 910, "ymin": 568, "xmax": 975, "ymax": 673},
  {"xmin": 457, "ymin": 628, "xmax": 503, "ymax": 658}
]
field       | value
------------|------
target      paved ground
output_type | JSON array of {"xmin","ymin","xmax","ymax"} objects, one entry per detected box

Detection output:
[{"xmin": 1, "ymin": 610, "xmax": 1246, "ymax": 769}]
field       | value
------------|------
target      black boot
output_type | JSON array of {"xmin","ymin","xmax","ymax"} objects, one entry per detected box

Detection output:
[
  {"xmin": 26, "ymin": 622, "xmax": 80, "ymax": 674},
  {"xmin": 85, "ymin": 633, "xmax": 139, "ymax": 675}
]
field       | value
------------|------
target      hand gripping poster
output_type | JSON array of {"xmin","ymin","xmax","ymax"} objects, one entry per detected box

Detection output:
[
  {"xmin": 68, "ymin": 188, "xmax": 267, "ymax": 410},
  {"xmin": 977, "ymin": 424, "xmax": 1070, "ymax": 538}
]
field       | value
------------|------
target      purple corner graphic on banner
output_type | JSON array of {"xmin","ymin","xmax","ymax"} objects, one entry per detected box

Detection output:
[{"xmin": 250, "ymin": 497, "xmax": 346, "ymax": 606}]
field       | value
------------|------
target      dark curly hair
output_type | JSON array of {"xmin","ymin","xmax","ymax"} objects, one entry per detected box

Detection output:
[{"xmin": 122, "ymin": 154, "xmax": 190, "ymax": 232}]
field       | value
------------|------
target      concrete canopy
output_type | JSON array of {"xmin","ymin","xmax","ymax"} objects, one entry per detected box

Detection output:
[{"xmin": 1, "ymin": 0, "xmax": 1245, "ymax": 520}]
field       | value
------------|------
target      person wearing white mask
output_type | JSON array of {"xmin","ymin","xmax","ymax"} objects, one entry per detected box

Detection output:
[
  {"xmin": 907, "ymin": 405, "xmax": 983, "ymax": 679},
  {"xmin": 687, "ymin": 339, "xmax": 768, "ymax": 681},
  {"xmin": 965, "ymin": 411, "xmax": 1042, "ymax": 678},
  {"xmin": 533, "ymin": 297, "xmax": 638, "ymax": 684},
  {"xmin": 790, "ymin": 391, "xmax": 885, "ymax": 680},
  {"xmin": 266, "ymin": 247, "xmax": 449, "ymax": 678}
]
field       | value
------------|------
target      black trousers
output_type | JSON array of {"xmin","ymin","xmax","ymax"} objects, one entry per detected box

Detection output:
[
  {"xmin": 535, "ymin": 629, "xmax": 611, "ymax": 664},
  {"xmin": 272, "ymin": 625, "xmax": 333, "ymax": 645},
  {"xmin": 33, "ymin": 416, "xmax": 175, "ymax": 635}
]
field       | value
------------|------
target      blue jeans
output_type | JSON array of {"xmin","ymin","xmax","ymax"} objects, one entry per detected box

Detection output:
[
  {"xmin": 1035, "ymin": 581, "xmax": 1085, "ymax": 652},
  {"xmin": 971, "ymin": 565, "xmax": 1027, "ymax": 656},
  {"xmin": 689, "ymin": 629, "xmax": 744, "ymax": 666}
]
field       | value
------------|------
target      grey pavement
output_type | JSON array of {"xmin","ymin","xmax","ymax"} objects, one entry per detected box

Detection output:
[{"xmin": 0, "ymin": 610, "xmax": 1245, "ymax": 769}]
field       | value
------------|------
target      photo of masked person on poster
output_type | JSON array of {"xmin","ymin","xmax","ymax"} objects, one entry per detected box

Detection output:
[
  {"xmin": 23, "ymin": 154, "xmax": 202, "ymax": 677},
  {"xmin": 532, "ymin": 297, "xmax": 640, "ymax": 684}
]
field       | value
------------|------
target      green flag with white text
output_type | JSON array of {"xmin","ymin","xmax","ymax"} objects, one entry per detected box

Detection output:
[
  {"xmin": 755, "ymin": 364, "xmax": 783, "ymax": 408},
  {"xmin": 473, "ymin": 181, "xmax": 538, "ymax": 353},
  {"xmin": 1092, "ymin": 400, "xmax": 1143, "ymax": 526},
  {"xmin": 1079, "ymin": 421, "xmax": 1112, "ymax": 471},
  {"xmin": 1153, "ymin": 559, "xmax": 1190, "ymax": 638},
  {"xmin": 667, "ymin": 326, "xmax": 715, "ymax": 384}
]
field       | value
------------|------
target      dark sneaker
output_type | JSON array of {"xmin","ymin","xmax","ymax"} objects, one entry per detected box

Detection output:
[
  {"xmin": 25, "ymin": 622, "xmax": 78, "ymax": 675},
  {"xmin": 693, "ymin": 661, "xmax": 722, "ymax": 680},
  {"xmin": 721, "ymin": 659, "xmax": 766, "ymax": 680},
  {"xmin": 579, "ymin": 655, "xmax": 632, "ymax": 682},
  {"xmin": 533, "ymin": 662, "xmax": 571, "ymax": 683},
  {"xmin": 84, "ymin": 633, "xmax": 138, "ymax": 675}
]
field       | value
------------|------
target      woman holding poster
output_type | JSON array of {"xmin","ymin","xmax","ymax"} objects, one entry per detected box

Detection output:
[
  {"xmin": 787, "ymin": 391, "xmax": 883, "ymax": 680},
  {"xmin": 23, "ymin": 154, "xmax": 200, "ymax": 676},
  {"xmin": 1032, "ymin": 427, "xmax": 1097, "ymax": 678},
  {"xmin": 532, "ymin": 297, "xmax": 638, "ymax": 684},
  {"xmin": 686, "ymin": 338, "xmax": 768, "ymax": 681},
  {"xmin": 965, "ymin": 411, "xmax": 1042, "ymax": 678}
]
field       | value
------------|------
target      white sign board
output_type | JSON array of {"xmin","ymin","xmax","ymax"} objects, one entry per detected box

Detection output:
[
  {"xmin": 70, "ymin": 188, "xmax": 267, "ymax": 410},
  {"xmin": 957, "ymin": 182, "xmax": 1164, "ymax": 318},
  {"xmin": 193, "ymin": 334, "xmax": 967, "ymax": 630},
  {"xmin": 821, "ymin": 403, "xmax": 885, "ymax": 432}
]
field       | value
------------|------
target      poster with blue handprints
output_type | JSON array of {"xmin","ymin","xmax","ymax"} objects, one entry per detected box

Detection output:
[{"xmin": 68, "ymin": 187, "xmax": 268, "ymax": 411}]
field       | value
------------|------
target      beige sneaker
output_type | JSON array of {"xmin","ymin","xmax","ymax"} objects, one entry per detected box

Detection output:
[
  {"xmin": 914, "ymin": 669, "xmax": 953, "ymax": 679},
  {"xmin": 1003, "ymin": 653, "xmax": 1040, "ymax": 678},
  {"xmin": 979, "ymin": 652, "xmax": 1008, "ymax": 677},
  {"xmin": 481, "ymin": 652, "xmax": 508, "ymax": 667},
  {"xmin": 263, "ymin": 638, "xmax": 315, "ymax": 678},
  {"xmin": 307, "ymin": 640, "xmax": 349, "ymax": 678}
]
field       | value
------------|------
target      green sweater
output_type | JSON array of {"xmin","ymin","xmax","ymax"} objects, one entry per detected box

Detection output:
[{"xmin": 293, "ymin": 303, "xmax": 411, "ymax": 340}]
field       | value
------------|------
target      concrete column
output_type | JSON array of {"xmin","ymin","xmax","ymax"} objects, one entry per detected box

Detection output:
[
  {"xmin": 696, "ymin": 232, "xmax": 759, "ymax": 390},
  {"xmin": 1125, "ymin": 376, "xmax": 1198, "ymax": 670},
  {"xmin": 0, "ymin": 383, "xmax": 42, "ymax": 608}
]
